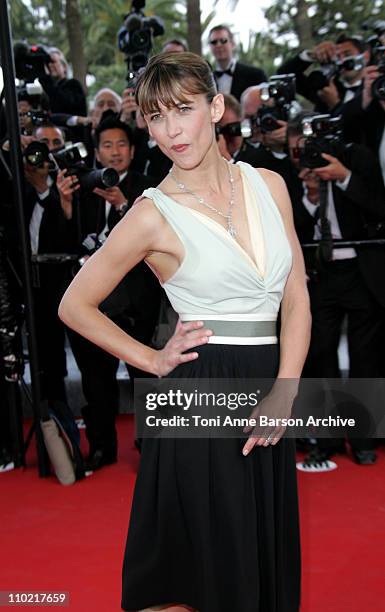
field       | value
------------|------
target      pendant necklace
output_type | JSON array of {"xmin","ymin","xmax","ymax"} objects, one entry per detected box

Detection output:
[{"xmin": 168, "ymin": 158, "xmax": 237, "ymax": 238}]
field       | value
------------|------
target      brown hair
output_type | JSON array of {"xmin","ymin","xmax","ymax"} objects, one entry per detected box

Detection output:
[
  {"xmin": 135, "ymin": 51, "xmax": 217, "ymax": 116},
  {"xmin": 208, "ymin": 25, "xmax": 234, "ymax": 43},
  {"xmin": 222, "ymin": 94, "xmax": 241, "ymax": 119}
]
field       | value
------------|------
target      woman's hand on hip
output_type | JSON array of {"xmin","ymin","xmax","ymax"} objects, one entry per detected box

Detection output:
[{"xmin": 152, "ymin": 319, "xmax": 212, "ymax": 377}]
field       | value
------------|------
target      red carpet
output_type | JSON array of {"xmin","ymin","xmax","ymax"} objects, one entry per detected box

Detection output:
[{"xmin": 1, "ymin": 415, "xmax": 385, "ymax": 611}]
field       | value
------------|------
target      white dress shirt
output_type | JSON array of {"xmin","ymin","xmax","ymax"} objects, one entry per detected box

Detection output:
[
  {"xmin": 29, "ymin": 175, "xmax": 53, "ymax": 255},
  {"xmin": 214, "ymin": 59, "xmax": 236, "ymax": 95}
]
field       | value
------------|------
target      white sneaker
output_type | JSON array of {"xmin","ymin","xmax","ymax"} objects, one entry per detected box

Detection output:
[
  {"xmin": 296, "ymin": 459, "xmax": 338, "ymax": 472},
  {"xmin": 0, "ymin": 461, "xmax": 15, "ymax": 473}
]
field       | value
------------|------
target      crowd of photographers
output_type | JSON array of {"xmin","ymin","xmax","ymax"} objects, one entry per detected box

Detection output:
[{"xmin": 1, "ymin": 17, "xmax": 385, "ymax": 475}]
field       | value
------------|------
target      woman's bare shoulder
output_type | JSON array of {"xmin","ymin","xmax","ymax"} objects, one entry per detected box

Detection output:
[
  {"xmin": 255, "ymin": 167, "xmax": 286, "ymax": 190},
  {"xmin": 123, "ymin": 195, "xmax": 166, "ymax": 231},
  {"xmin": 254, "ymin": 167, "xmax": 291, "ymax": 216}
]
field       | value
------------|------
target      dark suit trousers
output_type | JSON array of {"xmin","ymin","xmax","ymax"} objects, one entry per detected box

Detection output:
[
  {"xmin": 67, "ymin": 313, "xmax": 157, "ymax": 454},
  {"xmin": 33, "ymin": 283, "xmax": 68, "ymax": 403},
  {"xmin": 304, "ymin": 258, "xmax": 383, "ymax": 451}
]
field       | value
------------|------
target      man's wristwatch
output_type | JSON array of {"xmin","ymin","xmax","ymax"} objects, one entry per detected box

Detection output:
[{"xmin": 117, "ymin": 201, "xmax": 129, "ymax": 215}]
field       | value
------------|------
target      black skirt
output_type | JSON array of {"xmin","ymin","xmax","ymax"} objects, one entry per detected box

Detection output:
[{"xmin": 121, "ymin": 343, "xmax": 301, "ymax": 612}]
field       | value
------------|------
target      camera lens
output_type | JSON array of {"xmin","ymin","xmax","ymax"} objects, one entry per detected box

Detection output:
[
  {"xmin": 26, "ymin": 151, "xmax": 44, "ymax": 166},
  {"xmin": 101, "ymin": 168, "xmax": 120, "ymax": 187},
  {"xmin": 372, "ymin": 75, "xmax": 385, "ymax": 101}
]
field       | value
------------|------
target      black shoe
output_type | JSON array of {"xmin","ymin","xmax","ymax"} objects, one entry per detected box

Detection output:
[
  {"xmin": 85, "ymin": 449, "xmax": 117, "ymax": 472},
  {"xmin": 352, "ymin": 449, "xmax": 377, "ymax": 465}
]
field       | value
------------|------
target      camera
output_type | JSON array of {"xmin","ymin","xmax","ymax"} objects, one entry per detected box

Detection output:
[
  {"xmin": 307, "ymin": 63, "xmax": 337, "ymax": 92},
  {"xmin": 78, "ymin": 233, "xmax": 105, "ymax": 267},
  {"xmin": 336, "ymin": 53, "xmax": 365, "ymax": 73},
  {"xmin": 299, "ymin": 114, "xmax": 344, "ymax": 168},
  {"xmin": 255, "ymin": 74, "xmax": 299, "ymax": 133},
  {"xmin": 371, "ymin": 46, "xmax": 385, "ymax": 101},
  {"xmin": 118, "ymin": 0, "xmax": 164, "ymax": 85},
  {"xmin": 14, "ymin": 42, "xmax": 51, "ymax": 83},
  {"xmin": 307, "ymin": 54, "xmax": 365, "ymax": 92},
  {"xmin": 216, "ymin": 121, "xmax": 252, "ymax": 139},
  {"xmin": 23, "ymin": 141, "xmax": 120, "ymax": 191},
  {"xmin": 23, "ymin": 110, "xmax": 50, "ymax": 127}
]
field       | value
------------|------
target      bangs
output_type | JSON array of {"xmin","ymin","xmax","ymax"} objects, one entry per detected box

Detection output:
[{"xmin": 136, "ymin": 61, "xmax": 214, "ymax": 115}]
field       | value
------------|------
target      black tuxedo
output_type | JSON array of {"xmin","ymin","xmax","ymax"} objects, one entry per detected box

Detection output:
[
  {"xmin": 24, "ymin": 179, "xmax": 77, "ymax": 402},
  {"xmin": 292, "ymin": 143, "xmax": 385, "ymax": 451},
  {"xmin": 214, "ymin": 61, "xmax": 267, "ymax": 101},
  {"xmin": 39, "ymin": 75, "xmax": 87, "ymax": 116},
  {"xmin": 339, "ymin": 95, "xmax": 385, "ymax": 153},
  {"xmin": 293, "ymin": 143, "xmax": 385, "ymax": 307},
  {"xmin": 235, "ymin": 141, "xmax": 298, "ymax": 194},
  {"xmin": 131, "ymin": 128, "xmax": 172, "ymax": 183},
  {"xmin": 67, "ymin": 169, "xmax": 163, "ymax": 457}
]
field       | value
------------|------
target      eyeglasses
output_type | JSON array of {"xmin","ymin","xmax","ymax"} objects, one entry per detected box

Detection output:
[{"xmin": 210, "ymin": 38, "xmax": 229, "ymax": 46}]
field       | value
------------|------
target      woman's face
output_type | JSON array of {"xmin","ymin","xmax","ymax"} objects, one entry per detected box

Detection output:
[{"xmin": 143, "ymin": 92, "xmax": 224, "ymax": 169}]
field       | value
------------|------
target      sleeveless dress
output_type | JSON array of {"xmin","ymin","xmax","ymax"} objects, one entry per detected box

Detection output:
[{"xmin": 121, "ymin": 162, "xmax": 301, "ymax": 612}]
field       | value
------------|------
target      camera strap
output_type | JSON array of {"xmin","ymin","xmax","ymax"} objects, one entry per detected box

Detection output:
[{"xmin": 316, "ymin": 179, "xmax": 333, "ymax": 268}]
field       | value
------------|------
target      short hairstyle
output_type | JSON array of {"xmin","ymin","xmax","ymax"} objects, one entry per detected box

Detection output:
[
  {"xmin": 208, "ymin": 25, "xmax": 234, "ymax": 43},
  {"xmin": 162, "ymin": 39, "xmax": 188, "ymax": 52},
  {"xmin": 17, "ymin": 89, "xmax": 51, "ymax": 110},
  {"xmin": 135, "ymin": 51, "xmax": 217, "ymax": 116},
  {"xmin": 222, "ymin": 94, "xmax": 241, "ymax": 119},
  {"xmin": 335, "ymin": 34, "xmax": 368, "ymax": 54},
  {"xmin": 94, "ymin": 115, "xmax": 133, "ymax": 148},
  {"xmin": 240, "ymin": 84, "xmax": 268, "ymax": 106},
  {"xmin": 32, "ymin": 122, "xmax": 65, "ymax": 139}
]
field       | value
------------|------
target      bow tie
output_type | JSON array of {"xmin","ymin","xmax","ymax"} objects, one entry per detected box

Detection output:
[{"xmin": 214, "ymin": 69, "xmax": 233, "ymax": 78}]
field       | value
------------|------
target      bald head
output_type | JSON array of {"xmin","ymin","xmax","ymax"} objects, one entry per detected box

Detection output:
[
  {"xmin": 241, "ymin": 86, "xmax": 265, "ymax": 119},
  {"xmin": 240, "ymin": 85, "xmax": 267, "ymax": 143},
  {"xmin": 92, "ymin": 88, "xmax": 122, "ymax": 126}
]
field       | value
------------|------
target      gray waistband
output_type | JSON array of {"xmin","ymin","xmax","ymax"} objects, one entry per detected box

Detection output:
[{"xmin": 200, "ymin": 319, "xmax": 277, "ymax": 337}]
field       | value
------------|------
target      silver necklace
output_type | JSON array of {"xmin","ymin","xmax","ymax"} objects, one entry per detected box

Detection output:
[{"xmin": 168, "ymin": 159, "xmax": 237, "ymax": 238}]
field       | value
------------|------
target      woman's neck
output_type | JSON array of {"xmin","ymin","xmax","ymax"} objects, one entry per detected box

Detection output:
[{"xmin": 170, "ymin": 145, "xmax": 231, "ymax": 195}]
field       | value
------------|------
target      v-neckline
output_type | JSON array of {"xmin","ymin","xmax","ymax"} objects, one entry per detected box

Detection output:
[{"xmin": 155, "ymin": 164, "xmax": 265, "ymax": 280}]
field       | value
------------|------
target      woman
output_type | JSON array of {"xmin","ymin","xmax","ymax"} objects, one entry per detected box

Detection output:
[{"xmin": 59, "ymin": 52, "xmax": 311, "ymax": 612}]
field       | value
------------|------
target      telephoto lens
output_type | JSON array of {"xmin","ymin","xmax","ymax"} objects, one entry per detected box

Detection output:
[
  {"xmin": 24, "ymin": 141, "xmax": 50, "ymax": 167},
  {"xmin": 77, "ymin": 167, "xmax": 120, "ymax": 191}
]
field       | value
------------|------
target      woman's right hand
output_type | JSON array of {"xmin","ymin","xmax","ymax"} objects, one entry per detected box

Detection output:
[{"xmin": 152, "ymin": 319, "xmax": 213, "ymax": 377}]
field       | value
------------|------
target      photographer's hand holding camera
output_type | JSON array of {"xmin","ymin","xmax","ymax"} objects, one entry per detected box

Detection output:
[
  {"xmin": 56, "ymin": 169, "xmax": 79, "ymax": 220},
  {"xmin": 261, "ymin": 119, "xmax": 288, "ymax": 150},
  {"xmin": 362, "ymin": 64, "xmax": 385, "ymax": 113}
]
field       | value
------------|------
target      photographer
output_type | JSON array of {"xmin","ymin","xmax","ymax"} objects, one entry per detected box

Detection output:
[
  {"xmin": 340, "ymin": 59, "xmax": 385, "ymax": 180},
  {"xmin": 218, "ymin": 92, "xmax": 298, "ymax": 191},
  {"xmin": 279, "ymin": 35, "xmax": 370, "ymax": 113},
  {"xmin": 288, "ymin": 111, "xmax": 385, "ymax": 465},
  {"xmin": 119, "ymin": 87, "xmax": 173, "ymax": 182},
  {"xmin": 58, "ymin": 115, "xmax": 162, "ymax": 471},
  {"xmin": 90, "ymin": 88, "xmax": 122, "ymax": 128},
  {"xmin": 22, "ymin": 123, "xmax": 77, "ymax": 407},
  {"xmin": 39, "ymin": 47, "xmax": 87, "ymax": 117}
]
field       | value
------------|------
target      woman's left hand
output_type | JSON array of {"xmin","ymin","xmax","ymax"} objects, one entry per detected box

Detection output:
[{"xmin": 242, "ymin": 379, "xmax": 298, "ymax": 455}]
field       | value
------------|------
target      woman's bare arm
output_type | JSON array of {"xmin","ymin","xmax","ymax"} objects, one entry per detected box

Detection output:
[
  {"xmin": 58, "ymin": 199, "xmax": 212, "ymax": 376},
  {"xmin": 259, "ymin": 168, "xmax": 312, "ymax": 380}
]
